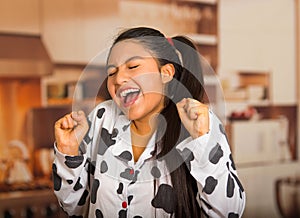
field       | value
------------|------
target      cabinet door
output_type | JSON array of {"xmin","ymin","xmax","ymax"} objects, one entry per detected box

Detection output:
[
  {"xmin": 41, "ymin": 0, "xmax": 83, "ymax": 63},
  {"xmin": 41, "ymin": 0, "xmax": 120, "ymax": 64},
  {"xmin": 219, "ymin": 0, "xmax": 296, "ymax": 104},
  {"xmin": 0, "ymin": 0, "xmax": 40, "ymax": 34},
  {"xmin": 80, "ymin": 0, "xmax": 120, "ymax": 63}
]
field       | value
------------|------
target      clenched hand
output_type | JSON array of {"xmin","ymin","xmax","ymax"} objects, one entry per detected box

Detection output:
[
  {"xmin": 54, "ymin": 110, "xmax": 89, "ymax": 155},
  {"xmin": 176, "ymin": 98, "xmax": 209, "ymax": 139}
]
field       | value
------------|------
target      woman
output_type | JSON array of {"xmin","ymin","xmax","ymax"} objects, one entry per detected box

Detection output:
[{"xmin": 53, "ymin": 27, "xmax": 245, "ymax": 218}]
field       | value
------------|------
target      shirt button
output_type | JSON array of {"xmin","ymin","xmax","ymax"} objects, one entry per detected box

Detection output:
[{"xmin": 122, "ymin": 201, "xmax": 127, "ymax": 208}]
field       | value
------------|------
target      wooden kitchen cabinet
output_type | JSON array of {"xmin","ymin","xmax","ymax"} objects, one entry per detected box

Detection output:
[
  {"xmin": 177, "ymin": 0, "xmax": 219, "ymax": 72},
  {"xmin": 41, "ymin": 0, "xmax": 83, "ymax": 63},
  {"xmin": 41, "ymin": 0, "xmax": 120, "ymax": 64},
  {"xmin": 0, "ymin": 0, "xmax": 40, "ymax": 35},
  {"xmin": 0, "ymin": 78, "xmax": 41, "ymax": 154}
]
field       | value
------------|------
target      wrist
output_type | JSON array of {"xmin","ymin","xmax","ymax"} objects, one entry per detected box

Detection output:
[{"xmin": 56, "ymin": 142, "xmax": 79, "ymax": 156}]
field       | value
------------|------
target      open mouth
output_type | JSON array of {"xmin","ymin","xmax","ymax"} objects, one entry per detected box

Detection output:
[{"xmin": 119, "ymin": 88, "xmax": 141, "ymax": 107}]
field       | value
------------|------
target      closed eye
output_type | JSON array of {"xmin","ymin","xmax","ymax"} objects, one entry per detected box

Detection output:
[
  {"xmin": 128, "ymin": 65, "xmax": 139, "ymax": 70},
  {"xmin": 106, "ymin": 66, "xmax": 118, "ymax": 76}
]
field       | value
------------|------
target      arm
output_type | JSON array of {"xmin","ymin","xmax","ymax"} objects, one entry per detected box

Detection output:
[
  {"xmin": 176, "ymin": 98, "xmax": 246, "ymax": 218},
  {"xmin": 53, "ymin": 107, "xmax": 100, "ymax": 216}
]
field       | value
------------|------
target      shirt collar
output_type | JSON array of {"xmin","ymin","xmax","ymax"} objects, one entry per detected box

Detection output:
[{"xmin": 110, "ymin": 114, "xmax": 157, "ymax": 166}]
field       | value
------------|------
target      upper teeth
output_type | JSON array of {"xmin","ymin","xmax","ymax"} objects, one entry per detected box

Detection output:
[{"xmin": 120, "ymin": 88, "xmax": 140, "ymax": 97}]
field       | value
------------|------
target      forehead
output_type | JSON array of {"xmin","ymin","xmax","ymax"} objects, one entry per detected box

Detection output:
[{"xmin": 107, "ymin": 40, "xmax": 154, "ymax": 64}]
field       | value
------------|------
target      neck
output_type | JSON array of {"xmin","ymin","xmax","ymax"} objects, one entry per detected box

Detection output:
[{"xmin": 130, "ymin": 113, "xmax": 159, "ymax": 163}]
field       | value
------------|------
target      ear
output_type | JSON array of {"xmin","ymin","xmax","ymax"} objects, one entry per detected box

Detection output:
[{"xmin": 160, "ymin": 63, "xmax": 175, "ymax": 83}]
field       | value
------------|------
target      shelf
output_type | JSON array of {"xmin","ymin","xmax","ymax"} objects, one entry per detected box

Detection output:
[
  {"xmin": 176, "ymin": 0, "xmax": 217, "ymax": 5},
  {"xmin": 47, "ymin": 98, "xmax": 73, "ymax": 106},
  {"xmin": 185, "ymin": 33, "xmax": 218, "ymax": 45}
]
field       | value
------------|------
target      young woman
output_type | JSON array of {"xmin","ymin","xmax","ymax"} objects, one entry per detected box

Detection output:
[{"xmin": 53, "ymin": 27, "xmax": 245, "ymax": 218}]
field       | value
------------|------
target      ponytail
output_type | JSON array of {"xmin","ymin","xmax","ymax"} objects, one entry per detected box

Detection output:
[{"xmin": 158, "ymin": 36, "xmax": 204, "ymax": 218}]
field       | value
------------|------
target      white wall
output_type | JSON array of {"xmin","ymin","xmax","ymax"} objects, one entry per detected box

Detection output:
[
  {"xmin": 220, "ymin": 1, "xmax": 300, "ymax": 217},
  {"xmin": 219, "ymin": 0, "xmax": 296, "ymax": 104},
  {"xmin": 238, "ymin": 162, "xmax": 300, "ymax": 218}
]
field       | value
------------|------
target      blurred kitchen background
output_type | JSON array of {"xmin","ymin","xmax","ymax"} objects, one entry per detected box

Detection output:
[{"xmin": 0, "ymin": 0, "xmax": 299, "ymax": 217}]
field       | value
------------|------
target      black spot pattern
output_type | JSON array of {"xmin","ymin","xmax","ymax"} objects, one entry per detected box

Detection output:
[
  {"xmin": 73, "ymin": 177, "xmax": 83, "ymax": 191},
  {"xmin": 82, "ymin": 119, "xmax": 92, "ymax": 146},
  {"xmin": 229, "ymin": 154, "xmax": 236, "ymax": 170},
  {"xmin": 177, "ymin": 148, "xmax": 194, "ymax": 171},
  {"xmin": 226, "ymin": 162, "xmax": 244, "ymax": 199},
  {"xmin": 203, "ymin": 176, "xmax": 218, "ymax": 194},
  {"xmin": 69, "ymin": 216, "xmax": 83, "ymax": 218},
  {"xmin": 112, "ymin": 128, "xmax": 119, "ymax": 138},
  {"xmin": 227, "ymin": 174, "xmax": 235, "ymax": 198},
  {"xmin": 91, "ymin": 179, "xmax": 100, "ymax": 204},
  {"xmin": 151, "ymin": 166, "xmax": 161, "ymax": 178},
  {"xmin": 228, "ymin": 212, "xmax": 239, "ymax": 218},
  {"xmin": 231, "ymin": 172, "xmax": 244, "ymax": 193},
  {"xmin": 118, "ymin": 209, "xmax": 127, "ymax": 218},
  {"xmin": 133, "ymin": 216, "xmax": 143, "ymax": 218},
  {"xmin": 100, "ymin": 160, "xmax": 108, "ymax": 173},
  {"xmin": 95, "ymin": 209, "xmax": 104, "ymax": 218},
  {"xmin": 219, "ymin": 123, "xmax": 229, "ymax": 144},
  {"xmin": 117, "ymin": 183, "xmax": 124, "ymax": 194},
  {"xmin": 52, "ymin": 163, "xmax": 62, "ymax": 191},
  {"xmin": 150, "ymin": 150, "xmax": 156, "ymax": 156},
  {"xmin": 122, "ymin": 124, "xmax": 130, "ymax": 131},
  {"xmin": 97, "ymin": 108, "xmax": 105, "ymax": 119},
  {"xmin": 98, "ymin": 128, "xmax": 117, "ymax": 155},
  {"xmin": 64, "ymin": 156, "xmax": 84, "ymax": 169},
  {"xmin": 67, "ymin": 179, "xmax": 73, "ymax": 184},
  {"xmin": 209, "ymin": 143, "xmax": 223, "ymax": 164},
  {"xmin": 151, "ymin": 184, "xmax": 176, "ymax": 214},
  {"xmin": 79, "ymin": 141, "xmax": 87, "ymax": 154},
  {"xmin": 120, "ymin": 168, "xmax": 140, "ymax": 182},
  {"xmin": 200, "ymin": 197, "xmax": 213, "ymax": 210},
  {"xmin": 88, "ymin": 160, "xmax": 96, "ymax": 176},
  {"xmin": 78, "ymin": 189, "xmax": 89, "ymax": 206},
  {"xmin": 128, "ymin": 195, "xmax": 133, "ymax": 205},
  {"xmin": 118, "ymin": 151, "xmax": 133, "ymax": 162}
]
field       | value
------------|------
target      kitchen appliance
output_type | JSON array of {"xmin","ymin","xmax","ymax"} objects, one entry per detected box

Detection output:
[
  {"xmin": 0, "ymin": 188, "xmax": 67, "ymax": 218},
  {"xmin": 275, "ymin": 176, "xmax": 300, "ymax": 218},
  {"xmin": 230, "ymin": 118, "xmax": 290, "ymax": 165},
  {"xmin": 27, "ymin": 105, "xmax": 71, "ymax": 178},
  {"xmin": 0, "ymin": 33, "xmax": 53, "ymax": 77}
]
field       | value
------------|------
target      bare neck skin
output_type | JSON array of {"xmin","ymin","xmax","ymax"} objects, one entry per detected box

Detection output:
[{"xmin": 130, "ymin": 114, "xmax": 158, "ymax": 163}]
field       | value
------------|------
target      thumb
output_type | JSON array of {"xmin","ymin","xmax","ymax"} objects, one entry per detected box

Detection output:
[
  {"xmin": 71, "ymin": 110, "xmax": 86, "ymax": 123},
  {"xmin": 176, "ymin": 98, "xmax": 187, "ymax": 112},
  {"xmin": 176, "ymin": 98, "xmax": 189, "ymax": 121}
]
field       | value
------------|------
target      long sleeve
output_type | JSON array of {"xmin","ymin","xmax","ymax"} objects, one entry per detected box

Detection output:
[
  {"xmin": 52, "ymin": 144, "xmax": 89, "ymax": 216},
  {"xmin": 176, "ymin": 110, "xmax": 246, "ymax": 218},
  {"xmin": 52, "ymin": 101, "xmax": 109, "ymax": 216}
]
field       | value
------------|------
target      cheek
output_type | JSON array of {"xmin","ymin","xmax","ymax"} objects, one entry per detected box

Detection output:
[
  {"xmin": 106, "ymin": 79, "xmax": 116, "ymax": 97},
  {"xmin": 137, "ymin": 73, "xmax": 164, "ymax": 94}
]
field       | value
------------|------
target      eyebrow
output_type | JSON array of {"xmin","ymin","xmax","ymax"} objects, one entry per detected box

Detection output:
[{"xmin": 106, "ymin": 56, "xmax": 146, "ymax": 71}]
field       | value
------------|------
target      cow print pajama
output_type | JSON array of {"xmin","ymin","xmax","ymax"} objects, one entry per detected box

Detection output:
[{"xmin": 53, "ymin": 100, "xmax": 246, "ymax": 218}]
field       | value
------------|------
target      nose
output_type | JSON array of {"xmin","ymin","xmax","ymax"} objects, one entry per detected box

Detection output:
[{"xmin": 114, "ymin": 65, "xmax": 130, "ymax": 85}]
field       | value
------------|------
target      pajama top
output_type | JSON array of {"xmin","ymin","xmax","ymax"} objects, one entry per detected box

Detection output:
[{"xmin": 53, "ymin": 100, "xmax": 246, "ymax": 218}]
